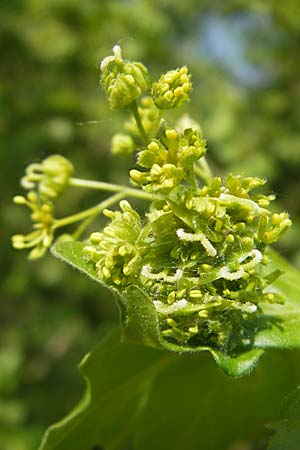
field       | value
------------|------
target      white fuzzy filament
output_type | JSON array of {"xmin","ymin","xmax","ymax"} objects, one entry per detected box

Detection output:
[
  {"xmin": 218, "ymin": 249, "xmax": 262, "ymax": 281},
  {"xmin": 176, "ymin": 228, "xmax": 217, "ymax": 257},
  {"xmin": 153, "ymin": 299, "xmax": 188, "ymax": 314},
  {"xmin": 141, "ymin": 265, "xmax": 183, "ymax": 283}
]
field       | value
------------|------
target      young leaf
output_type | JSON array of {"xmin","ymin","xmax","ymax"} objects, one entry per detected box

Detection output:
[
  {"xmin": 38, "ymin": 329, "xmax": 170, "ymax": 450},
  {"xmin": 267, "ymin": 387, "xmax": 300, "ymax": 450},
  {"xmin": 255, "ymin": 249, "xmax": 300, "ymax": 349},
  {"xmin": 38, "ymin": 327, "xmax": 300, "ymax": 450},
  {"xmin": 135, "ymin": 350, "xmax": 300, "ymax": 450},
  {"xmin": 51, "ymin": 240, "xmax": 100, "ymax": 285}
]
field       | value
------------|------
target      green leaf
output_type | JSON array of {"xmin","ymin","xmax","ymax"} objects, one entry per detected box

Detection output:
[
  {"xmin": 38, "ymin": 329, "xmax": 169, "ymax": 450},
  {"xmin": 51, "ymin": 241, "xmax": 300, "ymax": 377},
  {"xmin": 38, "ymin": 327, "xmax": 300, "ymax": 450},
  {"xmin": 255, "ymin": 249, "xmax": 300, "ymax": 349},
  {"xmin": 267, "ymin": 387, "xmax": 300, "ymax": 450},
  {"xmin": 51, "ymin": 240, "xmax": 101, "ymax": 285},
  {"xmin": 124, "ymin": 284, "xmax": 263, "ymax": 377},
  {"xmin": 135, "ymin": 350, "xmax": 300, "ymax": 450}
]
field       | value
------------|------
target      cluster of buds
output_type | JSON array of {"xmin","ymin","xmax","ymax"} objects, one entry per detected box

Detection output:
[
  {"xmin": 21, "ymin": 155, "xmax": 73, "ymax": 199},
  {"xmin": 84, "ymin": 201, "xmax": 142, "ymax": 288},
  {"xmin": 101, "ymin": 45, "xmax": 149, "ymax": 110},
  {"xmin": 152, "ymin": 66, "xmax": 192, "ymax": 109},
  {"xmin": 130, "ymin": 127, "xmax": 206, "ymax": 193},
  {"xmin": 12, "ymin": 192, "xmax": 55, "ymax": 259}
]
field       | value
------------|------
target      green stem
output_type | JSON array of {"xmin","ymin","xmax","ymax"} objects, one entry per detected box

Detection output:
[
  {"xmin": 69, "ymin": 177, "xmax": 157, "ymax": 201},
  {"xmin": 71, "ymin": 212, "xmax": 99, "ymax": 240},
  {"xmin": 150, "ymin": 109, "xmax": 164, "ymax": 139},
  {"xmin": 194, "ymin": 157, "xmax": 213, "ymax": 185},
  {"xmin": 129, "ymin": 100, "xmax": 148, "ymax": 144},
  {"xmin": 53, "ymin": 192, "xmax": 124, "ymax": 230}
]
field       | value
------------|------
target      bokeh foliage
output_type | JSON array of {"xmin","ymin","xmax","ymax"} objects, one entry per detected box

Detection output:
[{"xmin": 1, "ymin": 0, "xmax": 300, "ymax": 449}]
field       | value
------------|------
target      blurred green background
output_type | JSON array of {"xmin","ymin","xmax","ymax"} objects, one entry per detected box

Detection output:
[{"xmin": 1, "ymin": 0, "xmax": 300, "ymax": 449}]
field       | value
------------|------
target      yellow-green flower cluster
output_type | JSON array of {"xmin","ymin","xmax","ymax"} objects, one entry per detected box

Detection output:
[
  {"xmin": 152, "ymin": 67, "xmax": 191, "ymax": 109},
  {"xmin": 12, "ymin": 192, "xmax": 55, "ymax": 259},
  {"xmin": 85, "ymin": 167, "xmax": 291, "ymax": 350},
  {"xmin": 130, "ymin": 127, "xmax": 206, "ymax": 193},
  {"xmin": 21, "ymin": 155, "xmax": 73, "ymax": 199},
  {"xmin": 101, "ymin": 45, "xmax": 149, "ymax": 110},
  {"xmin": 13, "ymin": 46, "xmax": 293, "ymax": 354},
  {"xmin": 84, "ymin": 201, "xmax": 142, "ymax": 289},
  {"xmin": 139, "ymin": 174, "xmax": 291, "ymax": 348},
  {"xmin": 12, "ymin": 155, "xmax": 73, "ymax": 259}
]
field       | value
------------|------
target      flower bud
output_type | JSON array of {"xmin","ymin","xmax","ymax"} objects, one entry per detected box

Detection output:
[
  {"xmin": 13, "ymin": 195, "xmax": 27, "ymax": 205},
  {"xmin": 111, "ymin": 133, "xmax": 135, "ymax": 156},
  {"xmin": 152, "ymin": 66, "xmax": 192, "ymax": 109},
  {"xmin": 101, "ymin": 45, "xmax": 149, "ymax": 110}
]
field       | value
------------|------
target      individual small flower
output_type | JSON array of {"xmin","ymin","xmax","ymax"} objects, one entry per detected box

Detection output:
[
  {"xmin": 152, "ymin": 66, "xmax": 192, "ymax": 109},
  {"xmin": 84, "ymin": 201, "xmax": 143, "ymax": 289},
  {"xmin": 12, "ymin": 192, "xmax": 55, "ymax": 259},
  {"xmin": 111, "ymin": 133, "xmax": 135, "ymax": 156},
  {"xmin": 258, "ymin": 212, "xmax": 292, "ymax": 244},
  {"xmin": 100, "ymin": 45, "xmax": 150, "ymax": 110},
  {"xmin": 21, "ymin": 155, "xmax": 73, "ymax": 199}
]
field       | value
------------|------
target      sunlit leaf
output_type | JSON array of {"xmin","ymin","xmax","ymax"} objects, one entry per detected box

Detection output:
[
  {"xmin": 255, "ymin": 249, "xmax": 300, "ymax": 349},
  {"xmin": 38, "ymin": 327, "xmax": 300, "ymax": 450},
  {"xmin": 135, "ymin": 351, "xmax": 300, "ymax": 450},
  {"xmin": 38, "ymin": 330, "xmax": 168, "ymax": 450}
]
